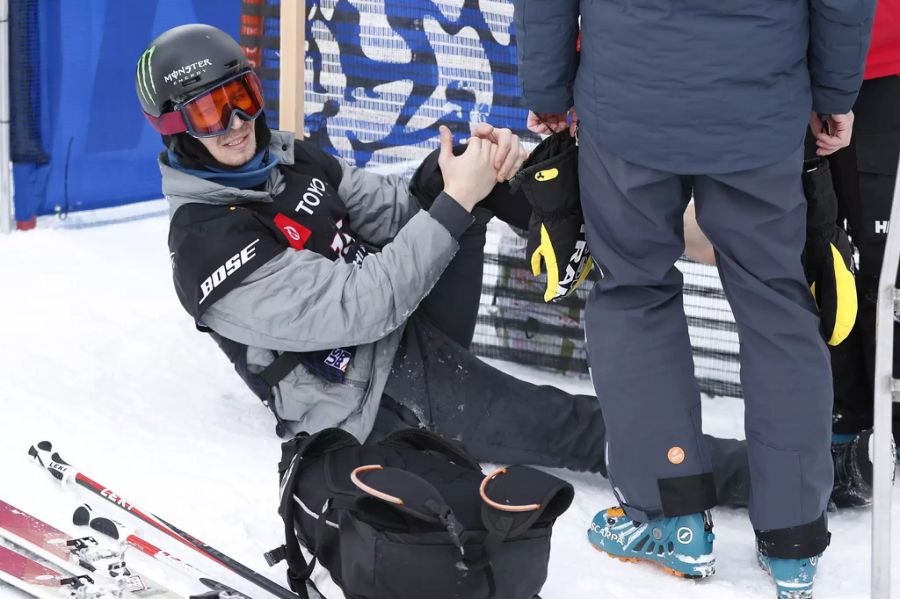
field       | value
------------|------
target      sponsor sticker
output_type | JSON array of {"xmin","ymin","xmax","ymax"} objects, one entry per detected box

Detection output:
[{"xmin": 274, "ymin": 214, "xmax": 312, "ymax": 250}]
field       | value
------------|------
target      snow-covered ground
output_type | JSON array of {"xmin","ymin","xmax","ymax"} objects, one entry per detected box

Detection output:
[{"xmin": 0, "ymin": 202, "xmax": 898, "ymax": 598}]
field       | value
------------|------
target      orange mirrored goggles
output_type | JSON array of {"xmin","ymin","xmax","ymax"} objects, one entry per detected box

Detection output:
[{"xmin": 144, "ymin": 71, "xmax": 265, "ymax": 137}]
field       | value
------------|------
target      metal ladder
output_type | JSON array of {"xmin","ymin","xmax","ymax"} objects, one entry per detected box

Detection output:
[{"xmin": 871, "ymin": 157, "xmax": 900, "ymax": 598}]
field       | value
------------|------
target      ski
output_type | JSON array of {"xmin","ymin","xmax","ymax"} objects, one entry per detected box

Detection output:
[
  {"xmin": 0, "ymin": 543, "xmax": 101, "ymax": 599},
  {"xmin": 0, "ymin": 500, "xmax": 170, "ymax": 598},
  {"xmin": 73, "ymin": 505, "xmax": 250, "ymax": 599},
  {"xmin": 29, "ymin": 441, "xmax": 295, "ymax": 599}
]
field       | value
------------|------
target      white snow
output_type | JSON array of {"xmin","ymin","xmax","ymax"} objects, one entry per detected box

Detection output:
[{"xmin": 0, "ymin": 202, "xmax": 898, "ymax": 598}]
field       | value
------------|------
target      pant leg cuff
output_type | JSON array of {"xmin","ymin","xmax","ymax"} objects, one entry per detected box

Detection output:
[
  {"xmin": 755, "ymin": 513, "xmax": 831, "ymax": 559},
  {"xmin": 659, "ymin": 472, "xmax": 717, "ymax": 517}
]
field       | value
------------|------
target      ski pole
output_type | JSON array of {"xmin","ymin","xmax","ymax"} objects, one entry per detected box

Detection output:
[
  {"xmin": 73, "ymin": 505, "xmax": 250, "ymax": 599},
  {"xmin": 29, "ymin": 441, "xmax": 296, "ymax": 599}
]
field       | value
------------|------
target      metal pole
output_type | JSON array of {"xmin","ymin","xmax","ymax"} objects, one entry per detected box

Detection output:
[
  {"xmin": 871, "ymin": 156, "xmax": 900, "ymax": 598},
  {"xmin": 0, "ymin": 0, "xmax": 12, "ymax": 233}
]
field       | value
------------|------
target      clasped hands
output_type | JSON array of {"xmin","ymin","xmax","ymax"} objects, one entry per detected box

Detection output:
[{"xmin": 439, "ymin": 123, "xmax": 529, "ymax": 212}]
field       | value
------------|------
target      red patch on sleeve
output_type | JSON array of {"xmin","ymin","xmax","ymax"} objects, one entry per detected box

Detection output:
[{"xmin": 274, "ymin": 213, "xmax": 312, "ymax": 250}]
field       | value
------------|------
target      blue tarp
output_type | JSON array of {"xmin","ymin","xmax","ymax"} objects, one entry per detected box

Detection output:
[{"xmin": 11, "ymin": 1, "xmax": 241, "ymax": 222}]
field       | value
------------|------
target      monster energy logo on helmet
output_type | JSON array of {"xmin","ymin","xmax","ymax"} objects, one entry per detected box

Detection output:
[
  {"xmin": 136, "ymin": 24, "xmax": 251, "ymax": 117},
  {"xmin": 136, "ymin": 46, "xmax": 157, "ymax": 106}
]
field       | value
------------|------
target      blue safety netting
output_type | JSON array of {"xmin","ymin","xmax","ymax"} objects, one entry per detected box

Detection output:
[{"xmin": 9, "ymin": 0, "xmax": 241, "ymax": 222}]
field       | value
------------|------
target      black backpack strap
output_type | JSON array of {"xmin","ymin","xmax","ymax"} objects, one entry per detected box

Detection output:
[
  {"xmin": 468, "ymin": 466, "xmax": 575, "ymax": 597},
  {"xmin": 267, "ymin": 495, "xmax": 333, "ymax": 599},
  {"xmin": 268, "ymin": 429, "xmax": 360, "ymax": 598},
  {"xmin": 378, "ymin": 428, "xmax": 482, "ymax": 471},
  {"xmin": 268, "ymin": 449, "xmax": 316, "ymax": 598},
  {"xmin": 350, "ymin": 465, "xmax": 467, "ymax": 544},
  {"xmin": 259, "ymin": 351, "xmax": 306, "ymax": 388}
]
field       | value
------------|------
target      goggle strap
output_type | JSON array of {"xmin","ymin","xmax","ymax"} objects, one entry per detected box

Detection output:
[{"xmin": 145, "ymin": 111, "xmax": 188, "ymax": 135}]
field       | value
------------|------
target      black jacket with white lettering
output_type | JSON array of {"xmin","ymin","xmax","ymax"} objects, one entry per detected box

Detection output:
[
  {"xmin": 169, "ymin": 140, "xmax": 364, "ymax": 321},
  {"xmin": 163, "ymin": 131, "xmax": 472, "ymax": 440},
  {"xmin": 169, "ymin": 140, "xmax": 373, "ymax": 405}
]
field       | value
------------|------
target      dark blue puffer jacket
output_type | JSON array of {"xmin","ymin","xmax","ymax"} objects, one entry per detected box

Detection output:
[{"xmin": 514, "ymin": 0, "xmax": 876, "ymax": 174}]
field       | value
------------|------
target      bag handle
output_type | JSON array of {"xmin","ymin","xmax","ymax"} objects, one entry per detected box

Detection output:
[
  {"xmin": 479, "ymin": 465, "xmax": 574, "ymax": 537},
  {"xmin": 479, "ymin": 467, "xmax": 543, "ymax": 513},
  {"xmin": 350, "ymin": 465, "xmax": 466, "ymax": 543},
  {"xmin": 350, "ymin": 465, "xmax": 404, "ymax": 505},
  {"xmin": 466, "ymin": 466, "xmax": 575, "ymax": 598}
]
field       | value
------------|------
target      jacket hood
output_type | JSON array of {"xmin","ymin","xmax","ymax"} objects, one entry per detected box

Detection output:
[{"xmin": 160, "ymin": 130, "xmax": 296, "ymax": 217}]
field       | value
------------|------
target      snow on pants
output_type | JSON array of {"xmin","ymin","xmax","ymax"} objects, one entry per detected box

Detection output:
[
  {"xmin": 376, "ymin": 203, "xmax": 608, "ymax": 472},
  {"xmin": 578, "ymin": 127, "xmax": 833, "ymax": 557}
]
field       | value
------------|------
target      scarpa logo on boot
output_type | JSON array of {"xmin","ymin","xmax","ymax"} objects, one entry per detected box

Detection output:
[
  {"xmin": 591, "ymin": 522, "xmax": 624, "ymax": 545},
  {"xmin": 676, "ymin": 527, "xmax": 693, "ymax": 544}
]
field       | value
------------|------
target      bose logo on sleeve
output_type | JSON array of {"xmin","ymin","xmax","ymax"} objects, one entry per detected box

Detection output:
[{"xmin": 199, "ymin": 239, "xmax": 260, "ymax": 304}]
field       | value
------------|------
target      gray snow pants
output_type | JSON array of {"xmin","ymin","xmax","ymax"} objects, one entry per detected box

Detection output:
[{"xmin": 578, "ymin": 127, "xmax": 833, "ymax": 557}]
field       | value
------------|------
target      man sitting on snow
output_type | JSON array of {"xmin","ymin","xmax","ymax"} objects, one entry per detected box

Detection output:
[{"xmin": 137, "ymin": 25, "xmax": 884, "ymax": 509}]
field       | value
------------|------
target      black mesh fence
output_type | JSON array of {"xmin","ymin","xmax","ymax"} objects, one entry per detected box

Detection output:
[
  {"xmin": 475, "ymin": 224, "xmax": 741, "ymax": 398},
  {"xmin": 240, "ymin": 0, "xmax": 743, "ymax": 399},
  {"xmin": 9, "ymin": 0, "xmax": 48, "ymax": 163}
]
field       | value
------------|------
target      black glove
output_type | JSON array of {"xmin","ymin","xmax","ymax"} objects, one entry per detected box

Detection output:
[
  {"xmin": 408, "ymin": 143, "xmax": 459, "ymax": 210},
  {"xmin": 510, "ymin": 130, "xmax": 592, "ymax": 302},
  {"xmin": 802, "ymin": 157, "xmax": 858, "ymax": 346}
]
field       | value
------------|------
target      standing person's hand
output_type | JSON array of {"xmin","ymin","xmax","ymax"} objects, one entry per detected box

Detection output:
[
  {"xmin": 439, "ymin": 125, "xmax": 500, "ymax": 212},
  {"xmin": 809, "ymin": 111, "xmax": 854, "ymax": 156},
  {"xmin": 470, "ymin": 123, "xmax": 529, "ymax": 182},
  {"xmin": 527, "ymin": 108, "xmax": 578, "ymax": 136}
]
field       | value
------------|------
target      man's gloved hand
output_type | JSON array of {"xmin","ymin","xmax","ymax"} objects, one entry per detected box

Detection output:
[
  {"xmin": 802, "ymin": 157, "xmax": 858, "ymax": 346},
  {"xmin": 510, "ymin": 130, "xmax": 593, "ymax": 303}
]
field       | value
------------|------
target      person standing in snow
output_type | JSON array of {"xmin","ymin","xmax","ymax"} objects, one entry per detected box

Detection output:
[
  {"xmin": 513, "ymin": 0, "xmax": 876, "ymax": 597},
  {"xmin": 807, "ymin": 0, "xmax": 900, "ymax": 461}
]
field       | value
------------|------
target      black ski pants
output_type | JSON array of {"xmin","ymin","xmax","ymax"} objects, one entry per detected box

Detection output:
[{"xmin": 807, "ymin": 75, "xmax": 900, "ymax": 439}]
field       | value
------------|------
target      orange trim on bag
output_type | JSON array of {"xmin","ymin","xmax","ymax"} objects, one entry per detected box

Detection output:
[
  {"xmin": 350, "ymin": 465, "xmax": 404, "ymax": 505},
  {"xmin": 479, "ymin": 467, "xmax": 542, "ymax": 512}
]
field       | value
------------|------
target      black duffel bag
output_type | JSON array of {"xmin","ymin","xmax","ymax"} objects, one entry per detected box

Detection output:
[{"xmin": 266, "ymin": 428, "xmax": 574, "ymax": 599}]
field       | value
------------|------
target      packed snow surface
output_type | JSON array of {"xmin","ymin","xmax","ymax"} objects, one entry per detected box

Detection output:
[{"xmin": 0, "ymin": 202, "xmax": 897, "ymax": 598}]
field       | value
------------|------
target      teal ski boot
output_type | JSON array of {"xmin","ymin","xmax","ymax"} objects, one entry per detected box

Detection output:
[
  {"xmin": 757, "ymin": 551, "xmax": 818, "ymax": 598},
  {"xmin": 587, "ymin": 507, "xmax": 716, "ymax": 579}
]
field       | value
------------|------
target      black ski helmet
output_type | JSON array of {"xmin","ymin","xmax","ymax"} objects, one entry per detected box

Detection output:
[{"xmin": 136, "ymin": 24, "xmax": 252, "ymax": 117}]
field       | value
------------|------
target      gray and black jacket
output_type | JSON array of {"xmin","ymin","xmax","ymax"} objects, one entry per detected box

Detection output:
[{"xmin": 163, "ymin": 131, "xmax": 473, "ymax": 440}]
